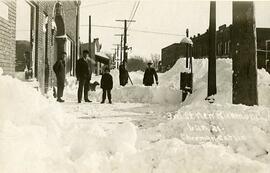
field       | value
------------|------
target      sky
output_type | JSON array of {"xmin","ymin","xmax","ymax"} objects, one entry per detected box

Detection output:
[
  {"xmin": 79, "ymin": 0, "xmax": 270, "ymax": 58},
  {"xmin": 15, "ymin": 0, "xmax": 270, "ymax": 59}
]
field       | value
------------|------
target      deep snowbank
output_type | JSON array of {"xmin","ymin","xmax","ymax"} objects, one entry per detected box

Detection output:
[
  {"xmin": 65, "ymin": 69, "xmax": 182, "ymax": 104},
  {"xmin": 64, "ymin": 58, "xmax": 269, "ymax": 105},
  {"xmin": 2, "ymin": 68, "xmax": 270, "ymax": 172},
  {"xmin": 169, "ymin": 58, "xmax": 270, "ymax": 106},
  {"xmin": 64, "ymin": 58, "xmax": 210, "ymax": 104},
  {"xmin": 138, "ymin": 58, "xmax": 270, "ymax": 164},
  {"xmin": 0, "ymin": 72, "xmax": 74, "ymax": 173}
]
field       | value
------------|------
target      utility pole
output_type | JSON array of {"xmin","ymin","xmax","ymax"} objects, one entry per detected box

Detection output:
[
  {"xmin": 111, "ymin": 47, "xmax": 117, "ymax": 65},
  {"xmin": 113, "ymin": 44, "xmax": 120, "ymax": 57},
  {"xmin": 116, "ymin": 20, "xmax": 135, "ymax": 65},
  {"xmin": 186, "ymin": 29, "xmax": 189, "ymax": 68},
  {"xmin": 113, "ymin": 44, "xmax": 120, "ymax": 68},
  {"xmin": 207, "ymin": 1, "xmax": 217, "ymax": 98},
  {"xmin": 232, "ymin": 1, "xmax": 258, "ymax": 105},
  {"xmin": 115, "ymin": 34, "xmax": 129, "ymax": 64},
  {"xmin": 88, "ymin": 15, "xmax": 91, "ymax": 57}
]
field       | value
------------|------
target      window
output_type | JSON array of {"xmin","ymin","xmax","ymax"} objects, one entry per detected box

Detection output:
[
  {"xmin": 227, "ymin": 41, "xmax": 230, "ymax": 55},
  {"xmin": 224, "ymin": 42, "xmax": 227, "ymax": 55}
]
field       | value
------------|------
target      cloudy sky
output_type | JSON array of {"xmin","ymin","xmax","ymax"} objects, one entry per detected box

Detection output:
[{"xmin": 15, "ymin": 0, "xmax": 270, "ymax": 59}]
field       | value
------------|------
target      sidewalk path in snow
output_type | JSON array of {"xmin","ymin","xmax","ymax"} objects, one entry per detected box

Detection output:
[{"xmin": 60, "ymin": 100, "xmax": 180, "ymax": 131}]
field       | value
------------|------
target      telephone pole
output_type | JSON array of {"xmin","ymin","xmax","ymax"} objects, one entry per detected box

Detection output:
[
  {"xmin": 232, "ymin": 1, "xmax": 258, "ymax": 105},
  {"xmin": 207, "ymin": 1, "xmax": 217, "ymax": 97},
  {"xmin": 114, "ymin": 34, "xmax": 123, "ymax": 63},
  {"xmin": 186, "ymin": 29, "xmax": 189, "ymax": 68},
  {"xmin": 116, "ymin": 20, "xmax": 135, "ymax": 65},
  {"xmin": 113, "ymin": 44, "xmax": 120, "ymax": 57},
  {"xmin": 115, "ymin": 34, "xmax": 130, "ymax": 64}
]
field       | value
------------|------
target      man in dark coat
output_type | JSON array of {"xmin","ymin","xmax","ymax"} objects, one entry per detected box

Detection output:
[
  {"xmin": 76, "ymin": 50, "xmax": 91, "ymax": 103},
  {"xmin": 143, "ymin": 61, "xmax": 159, "ymax": 86},
  {"xmin": 119, "ymin": 62, "xmax": 128, "ymax": 86},
  {"xmin": 100, "ymin": 66, "xmax": 113, "ymax": 104},
  {"xmin": 53, "ymin": 52, "xmax": 66, "ymax": 102}
]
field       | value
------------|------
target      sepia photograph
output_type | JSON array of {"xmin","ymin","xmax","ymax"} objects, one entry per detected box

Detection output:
[{"xmin": 1, "ymin": 0, "xmax": 270, "ymax": 172}]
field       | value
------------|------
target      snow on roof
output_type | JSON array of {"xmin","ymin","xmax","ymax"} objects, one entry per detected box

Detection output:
[
  {"xmin": 95, "ymin": 52, "xmax": 110, "ymax": 59},
  {"xmin": 180, "ymin": 37, "xmax": 193, "ymax": 45}
]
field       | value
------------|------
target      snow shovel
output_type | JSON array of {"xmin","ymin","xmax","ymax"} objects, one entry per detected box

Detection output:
[{"xmin": 127, "ymin": 72, "xmax": 133, "ymax": 85}]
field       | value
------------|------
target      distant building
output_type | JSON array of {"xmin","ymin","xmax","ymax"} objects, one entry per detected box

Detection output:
[
  {"xmin": 161, "ymin": 43, "xmax": 186, "ymax": 71},
  {"xmin": 0, "ymin": 0, "xmax": 16, "ymax": 75},
  {"xmin": 161, "ymin": 24, "xmax": 270, "ymax": 71},
  {"xmin": 80, "ymin": 38, "xmax": 110, "ymax": 75},
  {"xmin": 191, "ymin": 24, "xmax": 270, "ymax": 69},
  {"xmin": 255, "ymin": 28, "xmax": 270, "ymax": 69}
]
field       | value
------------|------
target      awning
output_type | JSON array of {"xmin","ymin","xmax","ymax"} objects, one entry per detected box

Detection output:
[{"xmin": 95, "ymin": 52, "xmax": 110, "ymax": 65}]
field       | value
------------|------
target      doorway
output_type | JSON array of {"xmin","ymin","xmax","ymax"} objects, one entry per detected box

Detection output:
[
  {"xmin": 15, "ymin": 0, "xmax": 37, "ymax": 79},
  {"xmin": 43, "ymin": 13, "xmax": 49, "ymax": 93}
]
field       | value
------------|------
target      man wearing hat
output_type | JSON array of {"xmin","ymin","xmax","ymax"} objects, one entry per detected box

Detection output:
[{"xmin": 143, "ymin": 60, "xmax": 159, "ymax": 86}]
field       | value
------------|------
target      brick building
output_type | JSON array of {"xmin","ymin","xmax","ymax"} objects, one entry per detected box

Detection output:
[
  {"xmin": 14, "ymin": 0, "xmax": 80, "ymax": 93},
  {"xmin": 255, "ymin": 28, "xmax": 270, "ymax": 69},
  {"xmin": 161, "ymin": 43, "xmax": 186, "ymax": 71},
  {"xmin": 192, "ymin": 24, "xmax": 270, "ymax": 69},
  {"xmin": 0, "ymin": 0, "xmax": 16, "ymax": 75},
  {"xmin": 162, "ymin": 24, "xmax": 270, "ymax": 70}
]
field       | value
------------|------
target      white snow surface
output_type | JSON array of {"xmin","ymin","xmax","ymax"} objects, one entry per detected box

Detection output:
[{"xmin": 0, "ymin": 58, "xmax": 270, "ymax": 173}]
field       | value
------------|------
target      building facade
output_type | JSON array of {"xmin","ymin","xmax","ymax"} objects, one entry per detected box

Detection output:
[
  {"xmin": 191, "ymin": 24, "xmax": 270, "ymax": 69},
  {"xmin": 162, "ymin": 24, "xmax": 270, "ymax": 71},
  {"xmin": 0, "ymin": 0, "xmax": 16, "ymax": 75},
  {"xmin": 14, "ymin": 0, "xmax": 80, "ymax": 93}
]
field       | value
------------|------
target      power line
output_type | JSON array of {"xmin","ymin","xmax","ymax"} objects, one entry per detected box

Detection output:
[
  {"xmin": 128, "ymin": 1, "xmax": 140, "ymax": 29},
  {"xmin": 66, "ymin": 0, "xmax": 115, "ymax": 12},
  {"xmin": 80, "ymin": 24, "xmax": 123, "ymax": 29},
  {"xmin": 80, "ymin": 0, "xmax": 115, "ymax": 9},
  {"xmin": 80, "ymin": 24, "xmax": 185, "ymax": 36},
  {"xmin": 128, "ymin": 2, "xmax": 138, "ymax": 22},
  {"xmin": 115, "ymin": 20, "xmax": 135, "ymax": 63},
  {"xmin": 130, "ymin": 29, "xmax": 185, "ymax": 36}
]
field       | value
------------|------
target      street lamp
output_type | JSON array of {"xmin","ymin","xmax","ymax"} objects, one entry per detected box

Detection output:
[{"xmin": 180, "ymin": 34, "xmax": 194, "ymax": 102}]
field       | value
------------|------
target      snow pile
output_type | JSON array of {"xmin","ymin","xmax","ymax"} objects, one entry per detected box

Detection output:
[
  {"xmin": 1, "ymin": 68, "xmax": 270, "ymax": 172},
  {"xmin": 144, "ymin": 103, "xmax": 270, "ymax": 162},
  {"xmin": 138, "ymin": 58, "xmax": 270, "ymax": 165},
  {"xmin": 258, "ymin": 68, "xmax": 270, "ymax": 106},
  {"xmin": 0, "ymin": 71, "xmax": 138, "ymax": 173},
  {"xmin": 0, "ymin": 72, "xmax": 75, "ymax": 173},
  {"xmin": 65, "ymin": 68, "xmax": 182, "ymax": 104},
  {"xmin": 64, "ymin": 58, "xmax": 269, "ymax": 105}
]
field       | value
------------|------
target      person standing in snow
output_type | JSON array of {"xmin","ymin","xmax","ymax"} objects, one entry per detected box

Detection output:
[
  {"xmin": 119, "ymin": 62, "xmax": 128, "ymax": 86},
  {"xmin": 53, "ymin": 52, "xmax": 66, "ymax": 102},
  {"xmin": 143, "ymin": 61, "xmax": 159, "ymax": 86},
  {"xmin": 100, "ymin": 67, "xmax": 113, "ymax": 104},
  {"xmin": 76, "ymin": 50, "xmax": 91, "ymax": 103}
]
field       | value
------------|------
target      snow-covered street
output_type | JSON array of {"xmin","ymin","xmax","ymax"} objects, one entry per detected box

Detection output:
[
  {"xmin": 1, "ymin": 59, "xmax": 270, "ymax": 173},
  {"xmin": 62, "ymin": 101, "xmax": 179, "ymax": 130}
]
